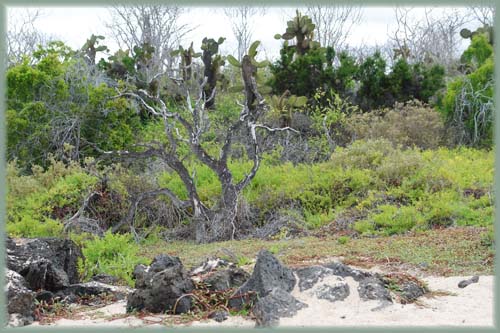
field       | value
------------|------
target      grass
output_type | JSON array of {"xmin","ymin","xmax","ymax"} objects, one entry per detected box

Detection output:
[{"xmin": 139, "ymin": 226, "xmax": 493, "ymax": 277}]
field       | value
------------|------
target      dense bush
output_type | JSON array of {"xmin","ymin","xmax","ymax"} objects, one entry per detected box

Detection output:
[
  {"xmin": 439, "ymin": 33, "xmax": 494, "ymax": 147},
  {"xmin": 7, "ymin": 42, "xmax": 142, "ymax": 171},
  {"xmin": 346, "ymin": 100, "xmax": 446, "ymax": 149},
  {"xmin": 6, "ymin": 139, "xmax": 493, "ymax": 242},
  {"xmin": 7, "ymin": 158, "xmax": 98, "ymax": 237},
  {"xmin": 76, "ymin": 231, "xmax": 148, "ymax": 286},
  {"xmin": 268, "ymin": 16, "xmax": 445, "ymax": 112}
]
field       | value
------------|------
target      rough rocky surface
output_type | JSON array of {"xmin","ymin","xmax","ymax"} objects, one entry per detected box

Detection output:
[
  {"xmin": 190, "ymin": 257, "xmax": 231, "ymax": 275},
  {"xmin": 62, "ymin": 281, "xmax": 132, "ymax": 300},
  {"xmin": 323, "ymin": 262, "xmax": 372, "ymax": 281},
  {"xmin": 208, "ymin": 310, "xmax": 229, "ymax": 322},
  {"xmin": 202, "ymin": 267, "xmax": 250, "ymax": 291},
  {"xmin": 127, "ymin": 254, "xmax": 194, "ymax": 314},
  {"xmin": 315, "ymin": 278, "xmax": 350, "ymax": 302},
  {"xmin": 253, "ymin": 288, "xmax": 308, "ymax": 328},
  {"xmin": 399, "ymin": 281, "xmax": 427, "ymax": 303},
  {"xmin": 229, "ymin": 250, "xmax": 296, "ymax": 309},
  {"xmin": 35, "ymin": 290, "xmax": 55, "ymax": 303},
  {"xmin": 5, "ymin": 270, "xmax": 34, "ymax": 327},
  {"xmin": 294, "ymin": 266, "xmax": 335, "ymax": 291},
  {"xmin": 458, "ymin": 275, "xmax": 479, "ymax": 288},
  {"xmin": 21, "ymin": 258, "xmax": 70, "ymax": 291},
  {"xmin": 91, "ymin": 273, "xmax": 120, "ymax": 285},
  {"xmin": 357, "ymin": 276, "xmax": 392, "ymax": 302},
  {"xmin": 6, "ymin": 237, "xmax": 83, "ymax": 284}
]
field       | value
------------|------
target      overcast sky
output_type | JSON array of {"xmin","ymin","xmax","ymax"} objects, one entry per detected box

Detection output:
[{"xmin": 7, "ymin": 6, "xmax": 479, "ymax": 61}]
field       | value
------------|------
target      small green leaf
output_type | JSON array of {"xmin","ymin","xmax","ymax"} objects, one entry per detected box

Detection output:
[{"xmin": 274, "ymin": 34, "xmax": 282, "ymax": 40}]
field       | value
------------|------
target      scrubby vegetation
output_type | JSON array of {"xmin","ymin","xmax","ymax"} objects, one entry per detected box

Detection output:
[{"xmin": 5, "ymin": 8, "xmax": 495, "ymax": 284}]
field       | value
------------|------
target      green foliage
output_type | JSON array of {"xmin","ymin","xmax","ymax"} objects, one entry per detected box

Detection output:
[
  {"xmin": 269, "ymin": 45, "xmax": 331, "ymax": 99},
  {"xmin": 269, "ymin": 90, "xmax": 308, "ymax": 126},
  {"xmin": 354, "ymin": 205, "xmax": 424, "ymax": 236},
  {"xmin": 7, "ymin": 42, "xmax": 142, "ymax": 170},
  {"xmin": 356, "ymin": 51, "xmax": 389, "ymax": 110},
  {"xmin": 81, "ymin": 34, "xmax": 109, "ymax": 65},
  {"xmin": 270, "ymin": 41, "xmax": 443, "ymax": 111},
  {"xmin": 78, "ymin": 231, "xmax": 148, "ymax": 286},
  {"xmin": 7, "ymin": 158, "xmax": 98, "ymax": 237},
  {"xmin": 337, "ymin": 236, "xmax": 350, "ymax": 245},
  {"xmin": 460, "ymin": 25, "xmax": 494, "ymax": 48},
  {"xmin": 6, "ymin": 137, "xmax": 493, "ymax": 240},
  {"xmin": 440, "ymin": 33, "xmax": 494, "ymax": 147},
  {"xmin": 480, "ymin": 226, "xmax": 495, "ymax": 250}
]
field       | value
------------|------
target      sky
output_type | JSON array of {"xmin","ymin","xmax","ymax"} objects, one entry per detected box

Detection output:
[{"xmin": 7, "ymin": 6, "xmax": 479, "ymax": 61}]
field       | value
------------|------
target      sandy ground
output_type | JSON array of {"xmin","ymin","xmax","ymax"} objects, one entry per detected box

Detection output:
[{"xmin": 30, "ymin": 275, "xmax": 494, "ymax": 328}]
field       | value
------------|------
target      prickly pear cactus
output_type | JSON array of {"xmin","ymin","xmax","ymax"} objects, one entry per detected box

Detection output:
[
  {"xmin": 226, "ymin": 41, "xmax": 272, "ymax": 109},
  {"xmin": 201, "ymin": 37, "xmax": 226, "ymax": 109},
  {"xmin": 171, "ymin": 42, "xmax": 201, "ymax": 81},
  {"xmin": 460, "ymin": 25, "xmax": 494, "ymax": 45},
  {"xmin": 81, "ymin": 34, "xmax": 108, "ymax": 65},
  {"xmin": 274, "ymin": 10, "xmax": 320, "ymax": 56},
  {"xmin": 270, "ymin": 90, "xmax": 308, "ymax": 127}
]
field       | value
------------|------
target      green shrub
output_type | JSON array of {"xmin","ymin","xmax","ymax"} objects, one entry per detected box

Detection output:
[
  {"xmin": 376, "ymin": 149, "xmax": 423, "ymax": 187},
  {"xmin": 337, "ymin": 236, "xmax": 350, "ymax": 245},
  {"xmin": 357, "ymin": 205, "xmax": 424, "ymax": 236},
  {"xmin": 79, "ymin": 231, "xmax": 147, "ymax": 286},
  {"xmin": 346, "ymin": 100, "xmax": 445, "ymax": 149},
  {"xmin": 439, "ymin": 33, "xmax": 494, "ymax": 147},
  {"xmin": 7, "ymin": 159, "xmax": 97, "ymax": 238},
  {"xmin": 330, "ymin": 139, "xmax": 395, "ymax": 170}
]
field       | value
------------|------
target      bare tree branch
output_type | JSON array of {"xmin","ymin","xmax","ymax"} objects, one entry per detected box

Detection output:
[
  {"xmin": 223, "ymin": 6, "xmax": 266, "ymax": 61},
  {"xmin": 388, "ymin": 7, "xmax": 473, "ymax": 69},
  {"xmin": 111, "ymin": 188, "xmax": 191, "ymax": 233},
  {"xmin": 6, "ymin": 8, "xmax": 52, "ymax": 65},
  {"xmin": 105, "ymin": 5, "xmax": 195, "ymax": 77},
  {"xmin": 306, "ymin": 5, "xmax": 363, "ymax": 51}
]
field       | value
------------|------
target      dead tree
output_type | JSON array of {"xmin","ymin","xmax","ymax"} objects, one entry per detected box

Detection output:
[
  {"xmin": 108, "ymin": 42, "xmax": 296, "ymax": 243},
  {"xmin": 7, "ymin": 8, "xmax": 50, "ymax": 66},
  {"xmin": 389, "ymin": 8, "xmax": 473, "ymax": 69},
  {"xmin": 105, "ymin": 5, "xmax": 193, "ymax": 78}
]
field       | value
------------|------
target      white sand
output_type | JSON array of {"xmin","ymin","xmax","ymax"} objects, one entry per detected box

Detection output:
[
  {"xmin": 281, "ymin": 275, "xmax": 494, "ymax": 327},
  {"xmin": 30, "ymin": 275, "xmax": 494, "ymax": 328}
]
